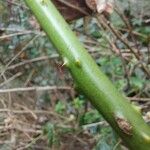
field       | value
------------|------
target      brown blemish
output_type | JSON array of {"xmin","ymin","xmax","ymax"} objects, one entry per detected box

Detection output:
[{"xmin": 115, "ymin": 116, "xmax": 133, "ymax": 135}]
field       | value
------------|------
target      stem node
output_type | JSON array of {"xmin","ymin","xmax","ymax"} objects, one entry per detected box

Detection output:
[{"xmin": 75, "ymin": 59, "xmax": 81, "ymax": 67}]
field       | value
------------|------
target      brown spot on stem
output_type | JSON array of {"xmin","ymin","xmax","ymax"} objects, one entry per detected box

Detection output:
[{"xmin": 115, "ymin": 116, "xmax": 133, "ymax": 135}]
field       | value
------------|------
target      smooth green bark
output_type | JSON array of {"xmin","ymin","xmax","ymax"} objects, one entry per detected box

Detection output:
[{"xmin": 25, "ymin": 0, "xmax": 150, "ymax": 149}]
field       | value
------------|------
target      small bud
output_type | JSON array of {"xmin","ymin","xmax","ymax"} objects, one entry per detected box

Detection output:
[
  {"xmin": 41, "ymin": 0, "xmax": 48, "ymax": 5},
  {"xmin": 142, "ymin": 132, "xmax": 150, "ymax": 142},
  {"xmin": 75, "ymin": 59, "xmax": 81, "ymax": 67}
]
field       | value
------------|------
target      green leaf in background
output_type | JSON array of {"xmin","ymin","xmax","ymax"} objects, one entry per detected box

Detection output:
[
  {"xmin": 72, "ymin": 97, "xmax": 84, "ymax": 110},
  {"xmin": 55, "ymin": 101, "xmax": 66, "ymax": 114},
  {"xmin": 43, "ymin": 123, "xmax": 55, "ymax": 147},
  {"xmin": 114, "ymin": 79, "xmax": 127, "ymax": 91},
  {"xmin": 130, "ymin": 76, "xmax": 144, "ymax": 90},
  {"xmin": 96, "ymin": 140, "xmax": 112, "ymax": 150},
  {"xmin": 80, "ymin": 110, "xmax": 102, "ymax": 125}
]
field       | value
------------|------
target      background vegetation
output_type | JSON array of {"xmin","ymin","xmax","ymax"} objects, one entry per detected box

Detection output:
[{"xmin": 0, "ymin": 0, "xmax": 150, "ymax": 149}]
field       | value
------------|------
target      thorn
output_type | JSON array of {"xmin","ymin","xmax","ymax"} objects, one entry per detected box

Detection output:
[
  {"xmin": 61, "ymin": 62, "xmax": 67, "ymax": 67},
  {"xmin": 61, "ymin": 57, "xmax": 68, "ymax": 67}
]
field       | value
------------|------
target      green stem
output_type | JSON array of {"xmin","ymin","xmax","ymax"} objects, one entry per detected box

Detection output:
[{"xmin": 25, "ymin": 0, "xmax": 150, "ymax": 149}]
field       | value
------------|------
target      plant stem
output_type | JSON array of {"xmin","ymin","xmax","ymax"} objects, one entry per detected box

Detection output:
[{"xmin": 25, "ymin": 0, "xmax": 150, "ymax": 149}]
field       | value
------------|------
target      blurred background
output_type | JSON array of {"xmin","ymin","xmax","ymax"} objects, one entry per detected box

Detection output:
[{"xmin": 0, "ymin": 0, "xmax": 150, "ymax": 149}]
